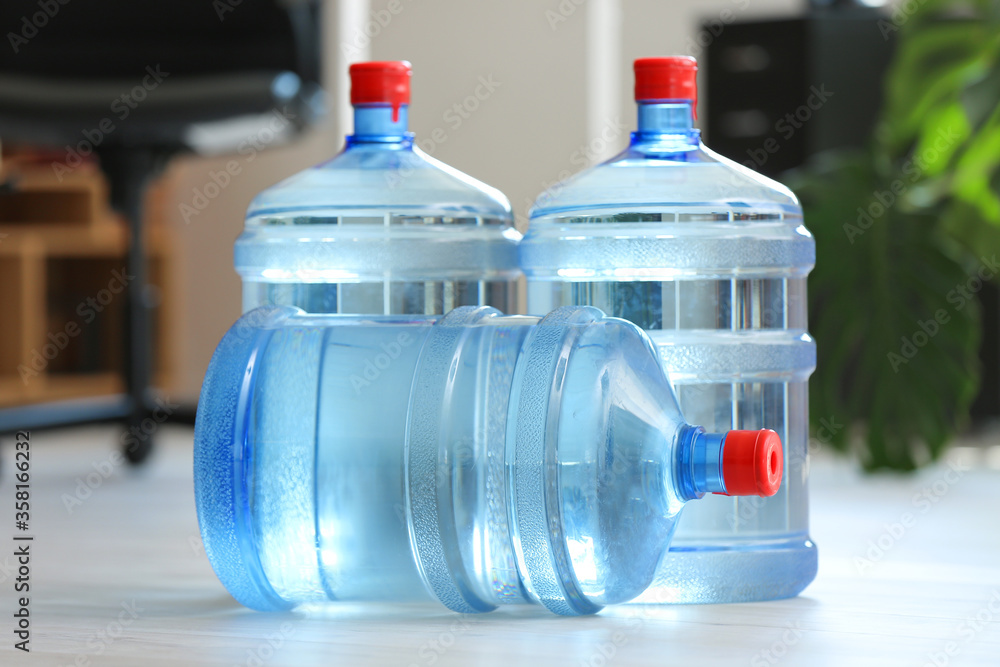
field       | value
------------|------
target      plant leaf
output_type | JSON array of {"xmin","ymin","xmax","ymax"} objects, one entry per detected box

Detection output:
[{"xmin": 790, "ymin": 153, "xmax": 981, "ymax": 470}]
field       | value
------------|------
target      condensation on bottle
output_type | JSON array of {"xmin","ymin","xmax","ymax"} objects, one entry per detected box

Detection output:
[{"xmin": 194, "ymin": 305, "xmax": 783, "ymax": 616}]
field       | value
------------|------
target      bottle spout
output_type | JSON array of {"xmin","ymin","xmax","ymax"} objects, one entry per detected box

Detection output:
[
  {"xmin": 677, "ymin": 427, "xmax": 783, "ymax": 500},
  {"xmin": 715, "ymin": 429, "xmax": 783, "ymax": 497},
  {"xmin": 348, "ymin": 61, "xmax": 412, "ymax": 141}
]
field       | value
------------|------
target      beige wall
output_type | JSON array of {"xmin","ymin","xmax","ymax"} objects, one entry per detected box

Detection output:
[{"xmin": 168, "ymin": 0, "xmax": 803, "ymax": 402}]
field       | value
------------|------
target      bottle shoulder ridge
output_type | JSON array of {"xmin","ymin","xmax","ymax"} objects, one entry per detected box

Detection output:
[
  {"xmin": 529, "ymin": 142, "xmax": 802, "ymax": 219},
  {"xmin": 245, "ymin": 144, "xmax": 513, "ymax": 220}
]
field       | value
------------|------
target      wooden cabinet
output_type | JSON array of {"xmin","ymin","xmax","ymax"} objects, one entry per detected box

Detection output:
[{"xmin": 0, "ymin": 156, "xmax": 177, "ymax": 407}]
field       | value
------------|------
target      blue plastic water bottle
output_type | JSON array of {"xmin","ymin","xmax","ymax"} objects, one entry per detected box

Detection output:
[
  {"xmin": 520, "ymin": 56, "xmax": 816, "ymax": 603},
  {"xmin": 235, "ymin": 61, "xmax": 521, "ymax": 314},
  {"xmin": 194, "ymin": 305, "xmax": 783, "ymax": 615}
]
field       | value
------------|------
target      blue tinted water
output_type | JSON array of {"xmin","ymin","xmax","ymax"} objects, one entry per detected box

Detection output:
[
  {"xmin": 522, "ymin": 99, "xmax": 817, "ymax": 602},
  {"xmin": 196, "ymin": 307, "xmax": 775, "ymax": 615}
]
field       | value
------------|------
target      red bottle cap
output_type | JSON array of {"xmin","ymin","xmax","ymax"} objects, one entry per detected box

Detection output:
[
  {"xmin": 633, "ymin": 56, "xmax": 698, "ymax": 119},
  {"xmin": 349, "ymin": 61, "xmax": 411, "ymax": 122},
  {"xmin": 717, "ymin": 429, "xmax": 783, "ymax": 497}
]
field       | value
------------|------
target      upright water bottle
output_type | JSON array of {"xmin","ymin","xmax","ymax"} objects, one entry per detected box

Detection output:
[
  {"xmin": 520, "ymin": 57, "xmax": 816, "ymax": 602},
  {"xmin": 194, "ymin": 305, "xmax": 783, "ymax": 616},
  {"xmin": 235, "ymin": 61, "xmax": 521, "ymax": 314}
]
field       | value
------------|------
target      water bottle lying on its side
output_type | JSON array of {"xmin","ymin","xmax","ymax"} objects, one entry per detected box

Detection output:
[{"xmin": 194, "ymin": 305, "xmax": 783, "ymax": 616}]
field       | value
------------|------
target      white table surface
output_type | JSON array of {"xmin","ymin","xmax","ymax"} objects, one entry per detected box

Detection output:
[{"xmin": 2, "ymin": 425, "xmax": 998, "ymax": 666}]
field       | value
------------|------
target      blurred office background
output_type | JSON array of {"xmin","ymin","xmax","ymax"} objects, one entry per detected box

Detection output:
[
  {"xmin": 3, "ymin": 5, "xmax": 1000, "ymax": 664},
  {"xmin": 2, "ymin": 0, "xmax": 997, "ymax": 470},
  {"xmin": 162, "ymin": 0, "xmax": 813, "ymax": 404}
]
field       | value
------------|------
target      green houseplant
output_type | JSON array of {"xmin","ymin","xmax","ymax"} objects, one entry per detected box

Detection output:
[{"xmin": 793, "ymin": 0, "xmax": 1000, "ymax": 470}]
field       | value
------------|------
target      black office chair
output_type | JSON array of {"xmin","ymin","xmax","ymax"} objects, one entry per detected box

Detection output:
[{"xmin": 0, "ymin": 0, "xmax": 324, "ymax": 462}]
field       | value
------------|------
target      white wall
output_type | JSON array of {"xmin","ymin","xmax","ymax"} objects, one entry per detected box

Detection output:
[{"xmin": 168, "ymin": 0, "xmax": 804, "ymax": 401}]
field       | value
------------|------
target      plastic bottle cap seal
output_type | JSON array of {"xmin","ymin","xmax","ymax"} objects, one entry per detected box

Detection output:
[
  {"xmin": 349, "ymin": 61, "xmax": 411, "ymax": 122},
  {"xmin": 718, "ymin": 429, "xmax": 783, "ymax": 497},
  {"xmin": 633, "ymin": 56, "xmax": 698, "ymax": 119}
]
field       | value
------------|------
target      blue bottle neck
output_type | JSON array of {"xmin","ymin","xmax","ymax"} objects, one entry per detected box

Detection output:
[
  {"xmin": 631, "ymin": 102, "xmax": 700, "ymax": 147},
  {"xmin": 347, "ymin": 105, "xmax": 413, "ymax": 147},
  {"xmin": 675, "ymin": 425, "xmax": 728, "ymax": 500}
]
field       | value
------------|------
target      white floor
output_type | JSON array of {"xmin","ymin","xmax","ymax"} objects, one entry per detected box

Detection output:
[{"xmin": 1, "ymin": 425, "xmax": 999, "ymax": 666}]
